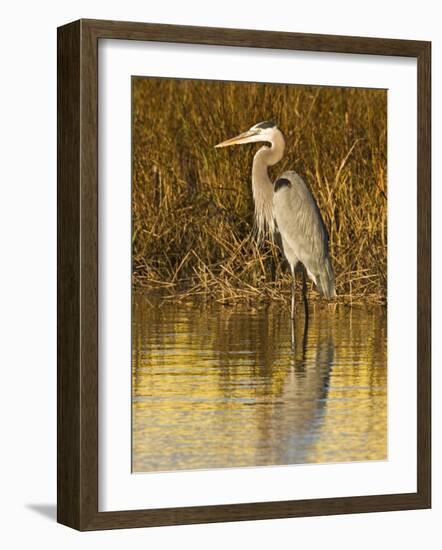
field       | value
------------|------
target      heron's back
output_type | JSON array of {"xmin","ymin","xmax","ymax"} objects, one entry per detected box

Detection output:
[{"xmin": 273, "ymin": 171, "xmax": 336, "ymax": 299}]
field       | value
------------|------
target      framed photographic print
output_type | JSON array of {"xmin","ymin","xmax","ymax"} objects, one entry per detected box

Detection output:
[{"xmin": 57, "ymin": 19, "xmax": 431, "ymax": 530}]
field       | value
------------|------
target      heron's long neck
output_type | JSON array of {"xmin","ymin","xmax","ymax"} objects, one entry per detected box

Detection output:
[{"xmin": 252, "ymin": 130, "xmax": 285, "ymax": 240}]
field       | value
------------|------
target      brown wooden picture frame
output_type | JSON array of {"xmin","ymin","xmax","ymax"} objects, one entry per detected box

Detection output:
[{"xmin": 57, "ymin": 18, "xmax": 431, "ymax": 531}]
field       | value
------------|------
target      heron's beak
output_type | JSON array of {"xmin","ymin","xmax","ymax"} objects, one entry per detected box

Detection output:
[{"xmin": 214, "ymin": 130, "xmax": 258, "ymax": 148}]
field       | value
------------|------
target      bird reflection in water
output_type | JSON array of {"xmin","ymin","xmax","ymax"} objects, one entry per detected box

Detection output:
[{"xmin": 132, "ymin": 297, "xmax": 386, "ymax": 472}]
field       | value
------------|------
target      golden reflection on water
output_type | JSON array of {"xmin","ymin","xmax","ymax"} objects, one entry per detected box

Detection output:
[{"xmin": 132, "ymin": 296, "xmax": 387, "ymax": 472}]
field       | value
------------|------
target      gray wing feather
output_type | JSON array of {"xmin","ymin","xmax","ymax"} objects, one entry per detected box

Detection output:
[{"xmin": 273, "ymin": 171, "xmax": 336, "ymax": 298}]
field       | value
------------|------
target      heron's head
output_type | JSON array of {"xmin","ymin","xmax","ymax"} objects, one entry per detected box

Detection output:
[{"xmin": 214, "ymin": 120, "xmax": 278, "ymax": 148}]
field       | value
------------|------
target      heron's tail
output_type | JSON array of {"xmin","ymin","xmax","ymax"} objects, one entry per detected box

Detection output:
[{"xmin": 316, "ymin": 257, "xmax": 336, "ymax": 300}]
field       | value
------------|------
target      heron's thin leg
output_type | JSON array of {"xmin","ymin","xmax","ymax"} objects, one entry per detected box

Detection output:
[
  {"xmin": 302, "ymin": 268, "xmax": 309, "ymax": 321},
  {"xmin": 291, "ymin": 267, "xmax": 296, "ymax": 351},
  {"xmin": 302, "ymin": 310, "xmax": 309, "ymax": 356},
  {"xmin": 291, "ymin": 268, "xmax": 296, "ymax": 321},
  {"xmin": 291, "ymin": 318, "xmax": 295, "ymax": 351}
]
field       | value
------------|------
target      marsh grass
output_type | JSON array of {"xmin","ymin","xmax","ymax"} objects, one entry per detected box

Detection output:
[{"xmin": 132, "ymin": 78, "xmax": 387, "ymax": 304}]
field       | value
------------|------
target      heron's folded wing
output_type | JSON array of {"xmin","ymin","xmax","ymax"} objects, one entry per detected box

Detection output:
[{"xmin": 273, "ymin": 171, "xmax": 330, "ymax": 275}]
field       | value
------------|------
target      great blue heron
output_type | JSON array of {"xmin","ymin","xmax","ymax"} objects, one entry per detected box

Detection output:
[{"xmin": 215, "ymin": 120, "xmax": 336, "ymax": 324}]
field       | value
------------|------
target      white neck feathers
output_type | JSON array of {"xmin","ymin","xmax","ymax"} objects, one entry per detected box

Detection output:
[{"xmin": 251, "ymin": 129, "xmax": 285, "ymax": 240}]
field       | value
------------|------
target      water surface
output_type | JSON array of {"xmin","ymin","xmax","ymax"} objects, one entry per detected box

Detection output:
[{"xmin": 132, "ymin": 296, "xmax": 387, "ymax": 472}]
